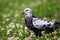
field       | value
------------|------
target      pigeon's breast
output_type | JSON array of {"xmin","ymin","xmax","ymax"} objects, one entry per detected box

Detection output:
[{"xmin": 25, "ymin": 17, "xmax": 33, "ymax": 25}]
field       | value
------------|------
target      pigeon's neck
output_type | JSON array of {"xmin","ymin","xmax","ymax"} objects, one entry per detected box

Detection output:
[{"xmin": 26, "ymin": 13, "xmax": 33, "ymax": 17}]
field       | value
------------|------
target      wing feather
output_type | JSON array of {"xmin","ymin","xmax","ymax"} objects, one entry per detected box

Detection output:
[{"xmin": 32, "ymin": 18, "xmax": 54, "ymax": 29}]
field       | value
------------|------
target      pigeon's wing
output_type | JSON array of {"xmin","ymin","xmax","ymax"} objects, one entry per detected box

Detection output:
[{"xmin": 32, "ymin": 18, "xmax": 54, "ymax": 29}]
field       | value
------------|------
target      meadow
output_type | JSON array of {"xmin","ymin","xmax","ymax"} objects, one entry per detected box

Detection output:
[{"xmin": 0, "ymin": 0, "xmax": 60, "ymax": 40}]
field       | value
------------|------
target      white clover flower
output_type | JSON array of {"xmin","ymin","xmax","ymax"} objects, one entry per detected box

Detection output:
[
  {"xmin": 25, "ymin": 37, "xmax": 28, "ymax": 40},
  {"xmin": 43, "ymin": 17, "xmax": 47, "ymax": 20},
  {"xmin": 54, "ymin": 36, "xmax": 57, "ymax": 39},
  {"xmin": 25, "ymin": 30, "xmax": 28, "ymax": 34},
  {"xmin": 2, "ymin": 14, "xmax": 7, "ymax": 18},
  {"xmin": 15, "ymin": 37, "xmax": 19, "ymax": 40},
  {"xmin": 51, "ymin": 19, "xmax": 55, "ymax": 21},
  {"xmin": 58, "ymin": 38, "xmax": 60, "ymax": 40},
  {"xmin": 20, "ymin": 25, "xmax": 23, "ymax": 28},
  {"xmin": 6, "ymin": 18, "xmax": 9, "ymax": 21},
  {"xmin": 6, "ymin": 29, "xmax": 12, "ymax": 35},
  {"xmin": 30, "ymin": 32, "xmax": 34, "ymax": 37},
  {"xmin": 16, "ymin": 23, "xmax": 20, "ymax": 28},
  {"xmin": 45, "ymin": 35, "xmax": 47, "ymax": 38},
  {"xmin": 19, "ymin": 32, "xmax": 23, "ymax": 37},
  {"xmin": 2, "ymin": 14, "xmax": 10, "ymax": 18},
  {"xmin": 36, "ymin": 39, "xmax": 39, "ymax": 40},
  {"xmin": 1, "ymin": 28, "xmax": 4, "ymax": 31},
  {"xmin": 54, "ymin": 31, "xmax": 57, "ymax": 35},
  {"xmin": 46, "ymin": 39, "xmax": 50, "ymax": 40},
  {"xmin": 14, "ymin": 13, "xmax": 19, "ymax": 17},
  {"xmin": 8, "ymin": 36, "xmax": 15, "ymax": 40},
  {"xmin": 25, "ymin": 27, "xmax": 28, "ymax": 30},
  {"xmin": 8, "ymin": 22, "xmax": 15, "ymax": 29},
  {"xmin": 52, "ymin": 31, "xmax": 57, "ymax": 35}
]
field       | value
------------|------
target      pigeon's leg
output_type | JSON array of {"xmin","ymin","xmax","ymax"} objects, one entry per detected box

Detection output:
[
  {"xmin": 34, "ymin": 31, "xmax": 39, "ymax": 36},
  {"xmin": 33, "ymin": 29, "xmax": 44, "ymax": 37},
  {"xmin": 32, "ymin": 28, "xmax": 45, "ymax": 37},
  {"xmin": 32, "ymin": 28, "xmax": 39, "ymax": 36},
  {"xmin": 34, "ymin": 30, "xmax": 42, "ymax": 37},
  {"xmin": 38, "ymin": 29, "xmax": 45, "ymax": 37},
  {"xmin": 38, "ymin": 31, "xmax": 42, "ymax": 37}
]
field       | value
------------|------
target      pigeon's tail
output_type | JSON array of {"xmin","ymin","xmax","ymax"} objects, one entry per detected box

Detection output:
[{"xmin": 54, "ymin": 22, "xmax": 60, "ymax": 29}]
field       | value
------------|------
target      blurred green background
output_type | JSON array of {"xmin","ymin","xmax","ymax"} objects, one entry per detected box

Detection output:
[{"xmin": 0, "ymin": 0, "xmax": 60, "ymax": 40}]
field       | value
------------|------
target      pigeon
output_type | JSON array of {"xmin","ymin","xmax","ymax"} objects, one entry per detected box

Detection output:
[{"xmin": 22, "ymin": 8, "xmax": 60, "ymax": 36}]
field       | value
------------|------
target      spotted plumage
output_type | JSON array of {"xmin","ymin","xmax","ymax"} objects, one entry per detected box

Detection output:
[{"xmin": 22, "ymin": 8, "xmax": 60, "ymax": 36}]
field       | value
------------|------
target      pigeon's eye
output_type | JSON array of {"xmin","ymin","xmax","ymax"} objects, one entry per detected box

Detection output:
[{"xmin": 26, "ymin": 10, "xmax": 28, "ymax": 11}]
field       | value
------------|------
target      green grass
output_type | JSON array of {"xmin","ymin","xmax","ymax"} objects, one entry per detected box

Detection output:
[{"xmin": 0, "ymin": 0, "xmax": 60, "ymax": 40}]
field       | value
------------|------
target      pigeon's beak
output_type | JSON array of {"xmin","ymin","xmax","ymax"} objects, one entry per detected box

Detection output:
[{"xmin": 22, "ymin": 12, "xmax": 24, "ymax": 14}]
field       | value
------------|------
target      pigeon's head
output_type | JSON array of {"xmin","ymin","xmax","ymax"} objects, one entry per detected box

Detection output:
[{"xmin": 22, "ymin": 8, "xmax": 32, "ymax": 15}]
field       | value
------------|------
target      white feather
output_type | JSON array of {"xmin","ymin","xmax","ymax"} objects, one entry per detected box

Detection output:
[{"xmin": 32, "ymin": 18, "xmax": 55, "ymax": 29}]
